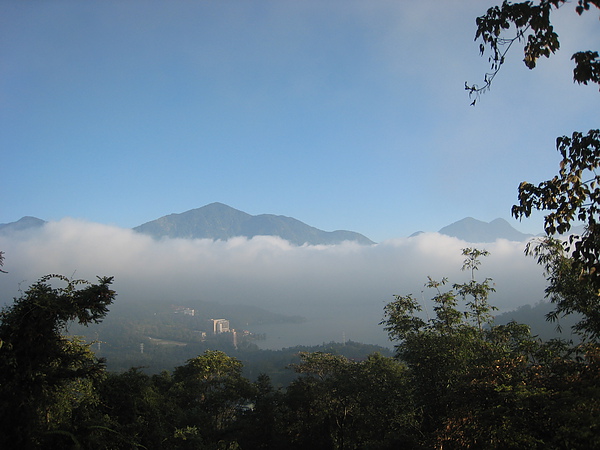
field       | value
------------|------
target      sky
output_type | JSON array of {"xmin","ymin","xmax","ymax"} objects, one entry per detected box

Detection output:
[
  {"xmin": 2, "ymin": 0, "xmax": 598, "ymax": 241},
  {"xmin": 0, "ymin": 1, "xmax": 597, "ymax": 349}
]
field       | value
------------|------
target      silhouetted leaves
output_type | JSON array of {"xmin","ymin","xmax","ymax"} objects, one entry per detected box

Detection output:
[
  {"xmin": 466, "ymin": 1, "xmax": 599, "ymax": 104},
  {"xmin": 0, "ymin": 275, "xmax": 115, "ymax": 448}
]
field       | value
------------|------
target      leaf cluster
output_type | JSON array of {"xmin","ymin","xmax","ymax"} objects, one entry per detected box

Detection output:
[
  {"xmin": 466, "ymin": 0, "xmax": 600, "ymax": 104},
  {"xmin": 527, "ymin": 237, "xmax": 600, "ymax": 341},
  {"xmin": 381, "ymin": 248, "xmax": 496, "ymax": 343},
  {"xmin": 381, "ymin": 249, "xmax": 600, "ymax": 448},
  {"xmin": 0, "ymin": 275, "xmax": 116, "ymax": 448},
  {"xmin": 283, "ymin": 352, "xmax": 415, "ymax": 449},
  {"xmin": 513, "ymin": 130, "xmax": 600, "ymax": 287}
]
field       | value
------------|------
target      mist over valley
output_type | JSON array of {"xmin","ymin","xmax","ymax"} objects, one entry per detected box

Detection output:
[{"xmin": 0, "ymin": 205, "xmax": 550, "ymax": 353}]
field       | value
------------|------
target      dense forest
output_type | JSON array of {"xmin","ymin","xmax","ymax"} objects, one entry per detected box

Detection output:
[
  {"xmin": 1, "ymin": 244, "xmax": 600, "ymax": 449},
  {"xmin": 2, "ymin": 0, "xmax": 600, "ymax": 448}
]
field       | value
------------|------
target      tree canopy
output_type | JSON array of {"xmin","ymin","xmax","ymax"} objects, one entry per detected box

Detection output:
[
  {"xmin": 0, "ymin": 275, "xmax": 115, "ymax": 448},
  {"xmin": 466, "ymin": 0, "xmax": 600, "ymax": 102},
  {"xmin": 468, "ymin": 1, "xmax": 600, "ymax": 322}
]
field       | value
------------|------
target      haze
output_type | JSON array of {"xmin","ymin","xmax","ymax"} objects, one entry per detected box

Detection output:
[{"xmin": 0, "ymin": 220, "xmax": 547, "ymax": 349}]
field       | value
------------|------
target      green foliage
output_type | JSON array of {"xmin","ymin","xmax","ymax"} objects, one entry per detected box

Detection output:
[
  {"xmin": 170, "ymin": 350, "xmax": 255, "ymax": 449},
  {"xmin": 237, "ymin": 373, "xmax": 285, "ymax": 450},
  {"xmin": 0, "ymin": 274, "xmax": 115, "ymax": 448},
  {"xmin": 526, "ymin": 237, "xmax": 600, "ymax": 341},
  {"xmin": 283, "ymin": 352, "xmax": 416, "ymax": 450},
  {"xmin": 466, "ymin": 0, "xmax": 600, "ymax": 103},
  {"xmin": 380, "ymin": 294, "xmax": 425, "ymax": 342},
  {"xmin": 92, "ymin": 368, "xmax": 176, "ymax": 449},
  {"xmin": 381, "ymin": 247, "xmax": 600, "ymax": 448},
  {"xmin": 380, "ymin": 249, "xmax": 499, "ymax": 438},
  {"xmin": 469, "ymin": 0, "xmax": 600, "ymax": 362},
  {"xmin": 455, "ymin": 248, "xmax": 497, "ymax": 331},
  {"xmin": 513, "ymin": 130, "xmax": 600, "ymax": 288},
  {"xmin": 382, "ymin": 248, "xmax": 495, "ymax": 342},
  {"xmin": 438, "ymin": 337, "xmax": 600, "ymax": 449}
]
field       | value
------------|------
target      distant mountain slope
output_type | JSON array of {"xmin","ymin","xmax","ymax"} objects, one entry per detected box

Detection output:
[
  {"xmin": 438, "ymin": 217, "xmax": 533, "ymax": 243},
  {"xmin": 0, "ymin": 216, "xmax": 46, "ymax": 234},
  {"xmin": 133, "ymin": 203, "xmax": 375, "ymax": 245},
  {"xmin": 493, "ymin": 302, "xmax": 581, "ymax": 342}
]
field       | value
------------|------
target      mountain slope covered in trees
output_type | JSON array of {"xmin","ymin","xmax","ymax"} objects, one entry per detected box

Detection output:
[{"xmin": 133, "ymin": 202, "xmax": 375, "ymax": 245}]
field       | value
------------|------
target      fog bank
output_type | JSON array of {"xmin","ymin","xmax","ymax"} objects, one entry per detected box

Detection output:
[{"xmin": 0, "ymin": 219, "xmax": 548, "ymax": 348}]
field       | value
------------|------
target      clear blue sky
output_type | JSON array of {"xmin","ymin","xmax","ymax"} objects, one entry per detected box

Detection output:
[{"xmin": 2, "ymin": 1, "xmax": 598, "ymax": 242}]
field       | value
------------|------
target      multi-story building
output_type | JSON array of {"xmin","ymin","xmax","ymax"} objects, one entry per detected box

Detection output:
[
  {"xmin": 211, "ymin": 318, "xmax": 230, "ymax": 334},
  {"xmin": 173, "ymin": 306, "xmax": 195, "ymax": 316}
]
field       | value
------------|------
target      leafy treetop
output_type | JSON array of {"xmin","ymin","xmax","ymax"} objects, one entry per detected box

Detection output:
[
  {"xmin": 466, "ymin": 0, "xmax": 600, "ymax": 104},
  {"xmin": 468, "ymin": 1, "xmax": 600, "ymax": 294}
]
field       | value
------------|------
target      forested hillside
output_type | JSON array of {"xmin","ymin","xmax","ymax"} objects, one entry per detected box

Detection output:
[{"xmin": 1, "ymin": 245, "xmax": 600, "ymax": 448}]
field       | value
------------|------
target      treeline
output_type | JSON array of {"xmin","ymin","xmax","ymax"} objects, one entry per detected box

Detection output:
[
  {"xmin": 1, "ymin": 247, "xmax": 600, "ymax": 449},
  {"xmin": 68, "ymin": 302, "xmax": 390, "ymax": 383}
]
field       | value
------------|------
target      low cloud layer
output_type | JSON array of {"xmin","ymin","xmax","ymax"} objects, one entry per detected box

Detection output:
[{"xmin": 0, "ymin": 219, "xmax": 548, "ymax": 348}]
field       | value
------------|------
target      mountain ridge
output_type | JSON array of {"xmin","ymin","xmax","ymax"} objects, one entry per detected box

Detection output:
[
  {"xmin": 133, "ymin": 203, "xmax": 375, "ymax": 246},
  {"xmin": 436, "ymin": 217, "xmax": 534, "ymax": 242},
  {"xmin": 0, "ymin": 206, "xmax": 542, "ymax": 244},
  {"xmin": 0, "ymin": 216, "xmax": 46, "ymax": 234}
]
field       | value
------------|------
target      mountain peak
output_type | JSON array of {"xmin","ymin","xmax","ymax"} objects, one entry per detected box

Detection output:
[
  {"xmin": 438, "ymin": 217, "xmax": 533, "ymax": 243},
  {"xmin": 201, "ymin": 202, "xmax": 239, "ymax": 211},
  {"xmin": 0, "ymin": 216, "xmax": 46, "ymax": 234},
  {"xmin": 134, "ymin": 203, "xmax": 374, "ymax": 245}
]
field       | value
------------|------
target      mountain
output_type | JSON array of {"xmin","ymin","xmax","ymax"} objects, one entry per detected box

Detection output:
[
  {"xmin": 0, "ymin": 216, "xmax": 46, "ymax": 234},
  {"xmin": 493, "ymin": 302, "xmax": 581, "ymax": 343},
  {"xmin": 437, "ymin": 217, "xmax": 533, "ymax": 243},
  {"xmin": 133, "ymin": 203, "xmax": 375, "ymax": 245}
]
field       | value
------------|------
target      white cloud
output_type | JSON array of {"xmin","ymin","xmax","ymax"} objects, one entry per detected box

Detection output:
[{"xmin": 0, "ymin": 219, "xmax": 547, "ymax": 348}]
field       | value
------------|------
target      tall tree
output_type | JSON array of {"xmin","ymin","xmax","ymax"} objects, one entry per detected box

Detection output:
[
  {"xmin": 468, "ymin": 1, "xmax": 600, "ymax": 330},
  {"xmin": 382, "ymin": 248, "xmax": 600, "ymax": 447},
  {"xmin": 170, "ymin": 350, "xmax": 254, "ymax": 449},
  {"xmin": 381, "ymin": 250, "xmax": 496, "ymax": 440},
  {"xmin": 93, "ymin": 368, "xmax": 176, "ymax": 449},
  {"xmin": 283, "ymin": 351, "xmax": 415, "ymax": 450},
  {"xmin": 0, "ymin": 274, "xmax": 115, "ymax": 448}
]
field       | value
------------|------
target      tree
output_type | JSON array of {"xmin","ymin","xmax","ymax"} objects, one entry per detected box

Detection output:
[
  {"xmin": 513, "ymin": 130, "xmax": 600, "ymax": 287},
  {"xmin": 381, "ymin": 248, "xmax": 600, "ymax": 448},
  {"xmin": 466, "ymin": 0, "xmax": 600, "ymax": 103},
  {"xmin": 382, "ymin": 248, "xmax": 496, "ymax": 343},
  {"xmin": 0, "ymin": 274, "xmax": 115, "ymax": 448},
  {"xmin": 93, "ymin": 368, "xmax": 176, "ymax": 449},
  {"xmin": 236, "ymin": 373, "xmax": 285, "ymax": 450},
  {"xmin": 526, "ymin": 237, "xmax": 600, "ymax": 341},
  {"xmin": 455, "ymin": 248, "xmax": 497, "ymax": 331},
  {"xmin": 468, "ymin": 1, "xmax": 600, "ymax": 329},
  {"xmin": 437, "ymin": 322, "xmax": 600, "ymax": 449},
  {"xmin": 380, "ymin": 250, "xmax": 498, "ymax": 441},
  {"xmin": 282, "ymin": 351, "xmax": 416, "ymax": 450},
  {"xmin": 170, "ymin": 350, "xmax": 254, "ymax": 449}
]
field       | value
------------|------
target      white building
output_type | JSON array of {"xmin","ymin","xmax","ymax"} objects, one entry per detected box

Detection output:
[
  {"xmin": 211, "ymin": 318, "xmax": 230, "ymax": 334},
  {"xmin": 173, "ymin": 306, "xmax": 195, "ymax": 316}
]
